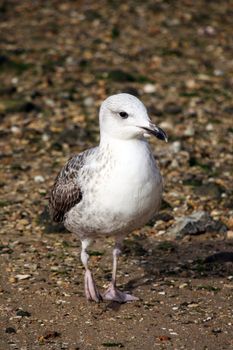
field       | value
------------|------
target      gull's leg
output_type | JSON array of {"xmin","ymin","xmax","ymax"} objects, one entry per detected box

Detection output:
[
  {"xmin": 81, "ymin": 238, "xmax": 102, "ymax": 302},
  {"xmin": 103, "ymin": 237, "xmax": 139, "ymax": 303}
]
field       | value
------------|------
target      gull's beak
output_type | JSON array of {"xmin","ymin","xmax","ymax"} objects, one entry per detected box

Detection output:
[{"xmin": 140, "ymin": 122, "xmax": 168, "ymax": 142}]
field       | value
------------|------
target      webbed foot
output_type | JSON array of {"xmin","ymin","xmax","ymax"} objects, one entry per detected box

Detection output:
[{"xmin": 103, "ymin": 283, "xmax": 139, "ymax": 303}]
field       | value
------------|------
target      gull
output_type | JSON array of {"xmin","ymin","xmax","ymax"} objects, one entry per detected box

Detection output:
[{"xmin": 48, "ymin": 93, "xmax": 167, "ymax": 303}]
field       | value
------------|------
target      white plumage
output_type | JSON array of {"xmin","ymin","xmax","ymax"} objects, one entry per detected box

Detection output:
[{"xmin": 49, "ymin": 93, "xmax": 167, "ymax": 303}]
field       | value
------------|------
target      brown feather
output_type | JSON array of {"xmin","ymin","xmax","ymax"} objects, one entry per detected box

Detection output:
[{"xmin": 48, "ymin": 154, "xmax": 84, "ymax": 223}]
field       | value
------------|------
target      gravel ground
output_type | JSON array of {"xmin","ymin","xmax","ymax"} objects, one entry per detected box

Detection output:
[{"xmin": 0, "ymin": 1, "xmax": 232, "ymax": 349}]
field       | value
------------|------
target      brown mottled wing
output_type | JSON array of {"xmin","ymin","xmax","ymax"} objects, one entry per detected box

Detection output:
[{"xmin": 48, "ymin": 154, "xmax": 84, "ymax": 223}]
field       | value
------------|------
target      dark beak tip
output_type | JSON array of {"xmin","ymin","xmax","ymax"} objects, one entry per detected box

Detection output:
[
  {"xmin": 154, "ymin": 126, "xmax": 168, "ymax": 142},
  {"xmin": 141, "ymin": 126, "xmax": 168, "ymax": 142}
]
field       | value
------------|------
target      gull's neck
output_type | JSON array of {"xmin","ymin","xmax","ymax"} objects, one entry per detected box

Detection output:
[{"xmin": 99, "ymin": 132, "xmax": 150, "ymax": 155}]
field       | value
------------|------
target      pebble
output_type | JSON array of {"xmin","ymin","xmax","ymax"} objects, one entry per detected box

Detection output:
[
  {"xmin": 11, "ymin": 77, "xmax": 19, "ymax": 85},
  {"xmin": 16, "ymin": 310, "xmax": 31, "ymax": 317},
  {"xmin": 212, "ymin": 328, "xmax": 222, "ymax": 334},
  {"xmin": 226, "ymin": 231, "xmax": 233, "ymax": 239},
  {"xmin": 214, "ymin": 69, "xmax": 224, "ymax": 76},
  {"xmin": 223, "ymin": 284, "xmax": 233, "ymax": 289},
  {"xmin": 42, "ymin": 134, "xmax": 50, "ymax": 142},
  {"xmin": 83, "ymin": 96, "xmax": 94, "ymax": 107},
  {"xmin": 34, "ymin": 175, "xmax": 45, "ymax": 183},
  {"xmin": 159, "ymin": 121, "xmax": 173, "ymax": 131},
  {"xmin": 185, "ymin": 79, "xmax": 197, "ymax": 89},
  {"xmin": 11, "ymin": 126, "xmax": 21, "ymax": 135},
  {"xmin": 206, "ymin": 123, "xmax": 214, "ymax": 131},
  {"xmin": 205, "ymin": 26, "xmax": 216, "ymax": 35},
  {"xmin": 51, "ymin": 266, "xmax": 60, "ymax": 271},
  {"xmin": 45, "ymin": 99, "xmax": 55, "ymax": 107},
  {"xmin": 143, "ymin": 83, "xmax": 156, "ymax": 93},
  {"xmin": 15, "ymin": 274, "xmax": 31, "ymax": 281},
  {"xmin": 5, "ymin": 327, "xmax": 16, "ymax": 334},
  {"xmin": 203, "ymin": 316, "xmax": 212, "ymax": 322},
  {"xmin": 167, "ymin": 211, "xmax": 227, "ymax": 239},
  {"xmin": 184, "ymin": 126, "xmax": 195, "ymax": 136},
  {"xmin": 187, "ymin": 303, "xmax": 199, "ymax": 308},
  {"xmin": 179, "ymin": 283, "xmax": 188, "ymax": 289},
  {"xmin": 170, "ymin": 141, "xmax": 181, "ymax": 153},
  {"xmin": 170, "ymin": 159, "xmax": 179, "ymax": 168}
]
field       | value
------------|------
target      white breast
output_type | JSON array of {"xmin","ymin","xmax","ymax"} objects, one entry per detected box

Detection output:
[
  {"xmin": 65, "ymin": 139, "xmax": 163, "ymax": 237},
  {"xmin": 99, "ymin": 141, "xmax": 161, "ymax": 217}
]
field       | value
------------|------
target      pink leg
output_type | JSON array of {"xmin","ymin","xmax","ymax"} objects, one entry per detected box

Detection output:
[
  {"xmin": 103, "ymin": 238, "xmax": 139, "ymax": 303},
  {"xmin": 84, "ymin": 269, "xmax": 102, "ymax": 302},
  {"xmin": 81, "ymin": 239, "xmax": 102, "ymax": 302}
]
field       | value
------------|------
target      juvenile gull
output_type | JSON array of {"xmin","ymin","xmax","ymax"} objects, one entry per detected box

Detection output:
[{"xmin": 49, "ymin": 93, "xmax": 167, "ymax": 303}]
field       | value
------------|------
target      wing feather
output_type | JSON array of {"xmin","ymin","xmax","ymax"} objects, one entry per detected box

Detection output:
[{"xmin": 48, "ymin": 154, "xmax": 84, "ymax": 223}]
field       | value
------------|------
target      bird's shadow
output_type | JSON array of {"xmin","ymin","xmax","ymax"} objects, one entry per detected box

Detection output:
[{"xmin": 121, "ymin": 236, "xmax": 233, "ymax": 293}]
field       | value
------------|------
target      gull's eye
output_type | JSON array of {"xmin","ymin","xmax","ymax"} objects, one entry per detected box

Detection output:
[{"xmin": 119, "ymin": 111, "xmax": 129, "ymax": 119}]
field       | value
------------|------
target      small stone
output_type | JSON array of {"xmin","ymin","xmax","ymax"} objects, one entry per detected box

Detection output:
[
  {"xmin": 157, "ymin": 335, "xmax": 171, "ymax": 341},
  {"xmin": 9, "ymin": 277, "xmax": 17, "ymax": 283},
  {"xmin": 205, "ymin": 26, "xmax": 216, "ymax": 35},
  {"xmin": 18, "ymin": 219, "xmax": 28, "ymax": 226},
  {"xmin": 15, "ymin": 274, "xmax": 31, "ymax": 281},
  {"xmin": 170, "ymin": 141, "xmax": 181, "ymax": 153},
  {"xmin": 11, "ymin": 77, "xmax": 19, "ymax": 85},
  {"xmin": 170, "ymin": 159, "xmax": 179, "ymax": 168},
  {"xmin": 34, "ymin": 175, "xmax": 45, "ymax": 183},
  {"xmin": 51, "ymin": 266, "xmax": 59, "ymax": 272},
  {"xmin": 159, "ymin": 121, "xmax": 173, "ymax": 131},
  {"xmin": 83, "ymin": 96, "xmax": 94, "ymax": 107},
  {"xmin": 203, "ymin": 316, "xmax": 212, "ymax": 322},
  {"xmin": 206, "ymin": 123, "xmax": 214, "ymax": 131},
  {"xmin": 5, "ymin": 327, "xmax": 16, "ymax": 334},
  {"xmin": 179, "ymin": 283, "xmax": 188, "ymax": 289},
  {"xmin": 38, "ymin": 188, "xmax": 46, "ymax": 195},
  {"xmin": 187, "ymin": 303, "xmax": 199, "ymax": 308},
  {"xmin": 223, "ymin": 284, "xmax": 233, "ymax": 289},
  {"xmin": 43, "ymin": 331, "xmax": 61, "ymax": 339},
  {"xmin": 45, "ymin": 99, "xmax": 55, "ymax": 107},
  {"xmin": 11, "ymin": 126, "xmax": 21, "ymax": 135},
  {"xmin": 195, "ymin": 183, "xmax": 223, "ymax": 199},
  {"xmin": 167, "ymin": 211, "xmax": 227, "ymax": 239},
  {"xmin": 226, "ymin": 231, "xmax": 233, "ymax": 239},
  {"xmin": 184, "ymin": 126, "xmax": 195, "ymax": 136},
  {"xmin": 197, "ymin": 73, "xmax": 211, "ymax": 81},
  {"xmin": 42, "ymin": 134, "xmax": 50, "ymax": 142},
  {"xmin": 214, "ymin": 69, "xmax": 224, "ymax": 76},
  {"xmin": 152, "ymin": 212, "xmax": 173, "ymax": 223},
  {"xmin": 16, "ymin": 310, "xmax": 31, "ymax": 317},
  {"xmin": 185, "ymin": 79, "xmax": 197, "ymax": 89},
  {"xmin": 143, "ymin": 83, "xmax": 156, "ymax": 93},
  {"xmin": 212, "ymin": 328, "xmax": 222, "ymax": 334}
]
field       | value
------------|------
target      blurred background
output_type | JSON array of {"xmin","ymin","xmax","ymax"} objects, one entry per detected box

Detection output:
[{"xmin": 0, "ymin": 1, "xmax": 232, "ymax": 349}]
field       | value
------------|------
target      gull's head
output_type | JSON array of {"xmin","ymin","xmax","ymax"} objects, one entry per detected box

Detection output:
[{"xmin": 99, "ymin": 93, "xmax": 167, "ymax": 142}]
